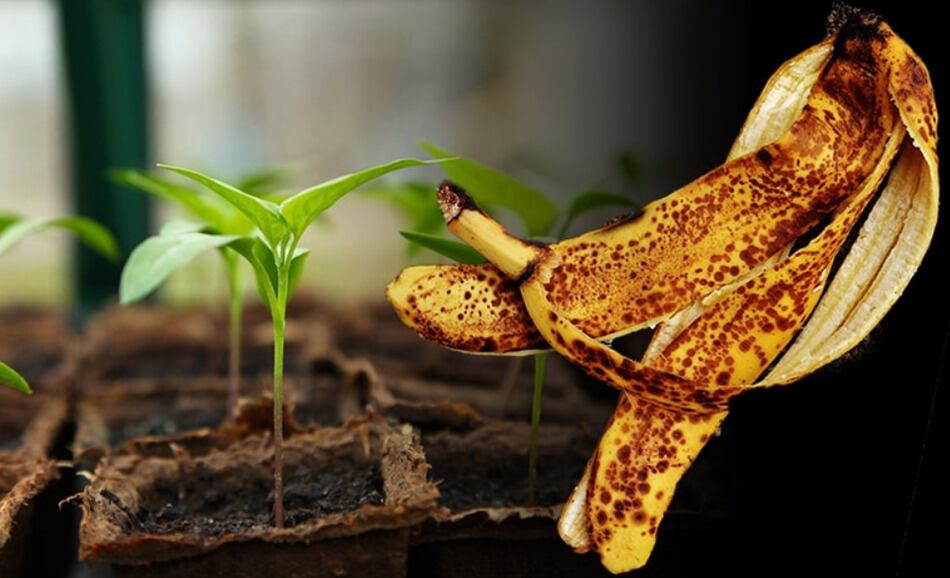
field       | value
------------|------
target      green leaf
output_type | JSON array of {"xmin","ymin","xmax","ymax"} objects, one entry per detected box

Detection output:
[
  {"xmin": 252, "ymin": 239, "xmax": 280, "ymax": 295},
  {"xmin": 400, "ymin": 231, "xmax": 485, "ymax": 264},
  {"xmin": 279, "ymin": 158, "xmax": 438, "ymax": 238},
  {"xmin": 419, "ymin": 142, "xmax": 557, "ymax": 237},
  {"xmin": 111, "ymin": 169, "xmax": 248, "ymax": 234},
  {"xmin": 120, "ymin": 232, "xmax": 239, "ymax": 304},
  {"xmin": 158, "ymin": 164, "xmax": 289, "ymax": 246},
  {"xmin": 557, "ymin": 191, "xmax": 641, "ymax": 239},
  {"xmin": 228, "ymin": 237, "xmax": 280, "ymax": 315},
  {"xmin": 0, "ymin": 361, "xmax": 30, "ymax": 394},
  {"xmin": 0, "ymin": 216, "xmax": 118, "ymax": 260},
  {"xmin": 288, "ymin": 249, "xmax": 309, "ymax": 293},
  {"xmin": 229, "ymin": 238, "xmax": 308, "ymax": 310}
]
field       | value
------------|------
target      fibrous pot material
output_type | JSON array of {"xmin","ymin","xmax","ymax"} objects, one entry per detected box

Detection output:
[{"xmin": 78, "ymin": 417, "xmax": 438, "ymax": 570}]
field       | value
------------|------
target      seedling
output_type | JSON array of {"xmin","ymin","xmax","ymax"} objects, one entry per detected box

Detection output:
[
  {"xmin": 114, "ymin": 167, "xmax": 292, "ymax": 419},
  {"xmin": 121, "ymin": 157, "xmax": 439, "ymax": 527},
  {"xmin": 0, "ymin": 212, "xmax": 118, "ymax": 393},
  {"xmin": 392, "ymin": 142, "xmax": 643, "ymax": 504}
]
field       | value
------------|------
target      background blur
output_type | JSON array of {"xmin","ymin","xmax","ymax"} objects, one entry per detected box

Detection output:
[{"xmin": 1, "ymin": 0, "xmax": 746, "ymax": 307}]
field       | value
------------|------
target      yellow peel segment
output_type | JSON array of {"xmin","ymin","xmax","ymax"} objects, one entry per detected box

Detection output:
[{"xmin": 387, "ymin": 263, "xmax": 544, "ymax": 354}]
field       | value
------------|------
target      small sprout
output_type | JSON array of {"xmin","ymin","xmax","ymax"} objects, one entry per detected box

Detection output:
[
  {"xmin": 0, "ymin": 212, "xmax": 118, "ymax": 393},
  {"xmin": 114, "ymin": 167, "xmax": 292, "ymax": 419},
  {"xmin": 121, "ymin": 157, "xmax": 439, "ymax": 527}
]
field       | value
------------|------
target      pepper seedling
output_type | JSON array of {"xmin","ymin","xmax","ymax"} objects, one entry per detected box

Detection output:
[
  {"xmin": 121, "ymin": 157, "xmax": 440, "ymax": 527},
  {"xmin": 0, "ymin": 212, "xmax": 118, "ymax": 393},
  {"xmin": 114, "ymin": 167, "xmax": 292, "ymax": 420},
  {"xmin": 391, "ymin": 142, "xmax": 643, "ymax": 504}
]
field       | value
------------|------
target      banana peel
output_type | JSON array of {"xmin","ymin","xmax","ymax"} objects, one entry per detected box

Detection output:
[{"xmin": 387, "ymin": 11, "xmax": 938, "ymax": 574}]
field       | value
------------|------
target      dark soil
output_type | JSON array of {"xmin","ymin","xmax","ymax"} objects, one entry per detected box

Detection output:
[
  {"xmin": 0, "ymin": 350, "xmax": 64, "ymax": 384},
  {"xmin": 107, "ymin": 407, "xmax": 227, "ymax": 447},
  {"xmin": 92, "ymin": 345, "xmax": 305, "ymax": 382},
  {"xmin": 124, "ymin": 456, "xmax": 384, "ymax": 536},
  {"xmin": 0, "ymin": 392, "xmax": 42, "ymax": 453},
  {"xmin": 0, "ymin": 309, "xmax": 72, "ymax": 389},
  {"xmin": 422, "ymin": 422, "xmax": 596, "ymax": 511},
  {"xmin": 0, "ymin": 435, "xmax": 23, "ymax": 453}
]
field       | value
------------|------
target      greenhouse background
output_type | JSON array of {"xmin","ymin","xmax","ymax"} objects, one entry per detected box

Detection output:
[{"xmin": 1, "ymin": 0, "xmax": 758, "ymax": 309}]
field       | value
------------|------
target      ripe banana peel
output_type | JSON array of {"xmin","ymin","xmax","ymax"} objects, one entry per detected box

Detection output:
[{"xmin": 387, "ymin": 12, "xmax": 938, "ymax": 574}]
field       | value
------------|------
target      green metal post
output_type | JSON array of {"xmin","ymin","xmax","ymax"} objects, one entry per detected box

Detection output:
[{"xmin": 57, "ymin": 0, "xmax": 151, "ymax": 312}]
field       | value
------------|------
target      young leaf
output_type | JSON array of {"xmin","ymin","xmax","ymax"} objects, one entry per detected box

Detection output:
[
  {"xmin": 228, "ymin": 237, "xmax": 279, "ymax": 313},
  {"xmin": 557, "ymin": 191, "xmax": 641, "ymax": 239},
  {"xmin": 400, "ymin": 231, "xmax": 485, "ymax": 264},
  {"xmin": 0, "ymin": 216, "xmax": 119, "ymax": 260},
  {"xmin": 158, "ymin": 164, "xmax": 289, "ymax": 246},
  {"xmin": 252, "ymin": 238, "xmax": 281, "ymax": 295},
  {"xmin": 419, "ymin": 141, "xmax": 557, "ymax": 237},
  {"xmin": 0, "ymin": 361, "xmax": 30, "ymax": 394},
  {"xmin": 288, "ymin": 249, "xmax": 310, "ymax": 294},
  {"xmin": 120, "ymin": 231, "xmax": 239, "ymax": 304},
  {"xmin": 111, "ymin": 169, "xmax": 245, "ymax": 233},
  {"xmin": 280, "ymin": 158, "xmax": 439, "ymax": 238}
]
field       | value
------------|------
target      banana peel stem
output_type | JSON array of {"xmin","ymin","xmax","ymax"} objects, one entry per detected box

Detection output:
[{"xmin": 437, "ymin": 181, "xmax": 545, "ymax": 279}]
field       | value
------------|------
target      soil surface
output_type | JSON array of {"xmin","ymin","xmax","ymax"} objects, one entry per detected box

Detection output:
[
  {"xmin": 107, "ymin": 407, "xmax": 228, "ymax": 447},
  {"xmin": 0, "ymin": 310, "xmax": 72, "ymax": 385},
  {"xmin": 422, "ymin": 422, "xmax": 595, "ymax": 511},
  {"xmin": 0, "ymin": 393, "xmax": 42, "ymax": 453},
  {"xmin": 122, "ymin": 455, "xmax": 384, "ymax": 536}
]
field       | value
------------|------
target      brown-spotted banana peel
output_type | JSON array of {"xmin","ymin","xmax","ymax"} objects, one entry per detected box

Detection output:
[{"xmin": 386, "ymin": 12, "xmax": 937, "ymax": 574}]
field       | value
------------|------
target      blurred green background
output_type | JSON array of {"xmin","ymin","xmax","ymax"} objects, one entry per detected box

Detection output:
[{"xmin": 0, "ymin": 0, "xmax": 746, "ymax": 310}]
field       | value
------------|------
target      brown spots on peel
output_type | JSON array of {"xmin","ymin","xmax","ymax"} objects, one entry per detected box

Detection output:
[
  {"xmin": 387, "ymin": 264, "xmax": 545, "ymax": 353},
  {"xmin": 586, "ymin": 394, "xmax": 726, "ymax": 560},
  {"xmin": 617, "ymin": 445, "xmax": 631, "ymax": 464},
  {"xmin": 885, "ymin": 31, "xmax": 938, "ymax": 152}
]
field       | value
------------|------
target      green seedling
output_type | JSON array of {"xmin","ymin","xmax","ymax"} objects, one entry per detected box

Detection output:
[
  {"xmin": 121, "ymin": 158, "xmax": 439, "ymax": 527},
  {"xmin": 399, "ymin": 142, "xmax": 643, "ymax": 505},
  {"xmin": 0, "ymin": 212, "xmax": 118, "ymax": 393},
  {"xmin": 114, "ymin": 167, "xmax": 293, "ymax": 420}
]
